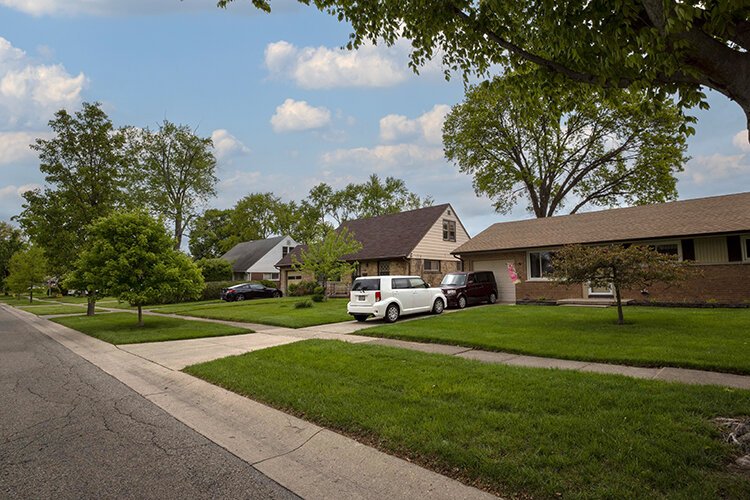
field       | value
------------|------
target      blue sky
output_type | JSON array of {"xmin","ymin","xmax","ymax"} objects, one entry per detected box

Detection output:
[{"xmin": 1, "ymin": 0, "xmax": 748, "ymax": 238}]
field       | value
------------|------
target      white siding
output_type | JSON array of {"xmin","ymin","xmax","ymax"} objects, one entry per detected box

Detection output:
[
  {"xmin": 247, "ymin": 236, "xmax": 300, "ymax": 275},
  {"xmin": 694, "ymin": 237, "xmax": 728, "ymax": 263},
  {"xmin": 473, "ymin": 259, "xmax": 516, "ymax": 303},
  {"xmin": 410, "ymin": 205, "xmax": 470, "ymax": 262}
]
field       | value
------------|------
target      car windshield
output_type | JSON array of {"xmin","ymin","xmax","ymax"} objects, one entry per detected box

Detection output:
[
  {"xmin": 441, "ymin": 274, "xmax": 466, "ymax": 286},
  {"xmin": 352, "ymin": 278, "xmax": 380, "ymax": 291}
]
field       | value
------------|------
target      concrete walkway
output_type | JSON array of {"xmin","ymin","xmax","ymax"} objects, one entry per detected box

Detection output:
[
  {"xmin": 2, "ymin": 304, "xmax": 494, "ymax": 500},
  {"xmin": 25, "ymin": 298, "xmax": 750, "ymax": 390}
]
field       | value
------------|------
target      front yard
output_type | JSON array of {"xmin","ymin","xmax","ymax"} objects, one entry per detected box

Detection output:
[
  {"xmin": 150, "ymin": 297, "xmax": 352, "ymax": 328},
  {"xmin": 360, "ymin": 305, "xmax": 750, "ymax": 374},
  {"xmin": 185, "ymin": 340, "xmax": 750, "ymax": 498},
  {"xmin": 18, "ymin": 304, "xmax": 99, "ymax": 316},
  {"xmin": 52, "ymin": 312, "xmax": 252, "ymax": 344}
]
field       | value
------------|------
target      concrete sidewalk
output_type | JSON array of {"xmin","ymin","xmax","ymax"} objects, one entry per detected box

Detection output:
[{"xmin": 2, "ymin": 304, "xmax": 495, "ymax": 500}]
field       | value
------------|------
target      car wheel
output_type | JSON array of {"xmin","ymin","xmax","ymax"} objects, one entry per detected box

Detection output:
[
  {"xmin": 236, "ymin": 294, "xmax": 245, "ymax": 301},
  {"xmin": 488, "ymin": 292, "xmax": 497, "ymax": 304},
  {"xmin": 432, "ymin": 298, "xmax": 444, "ymax": 315},
  {"xmin": 385, "ymin": 303, "xmax": 400, "ymax": 323},
  {"xmin": 353, "ymin": 314, "xmax": 368, "ymax": 322},
  {"xmin": 273, "ymin": 291, "xmax": 282, "ymax": 298},
  {"xmin": 457, "ymin": 295, "xmax": 467, "ymax": 309}
]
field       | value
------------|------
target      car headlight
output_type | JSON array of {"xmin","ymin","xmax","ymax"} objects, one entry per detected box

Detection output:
[{"xmin": 446, "ymin": 289, "xmax": 456, "ymax": 295}]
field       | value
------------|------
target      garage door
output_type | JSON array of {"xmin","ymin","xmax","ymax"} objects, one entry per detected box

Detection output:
[{"xmin": 474, "ymin": 260, "xmax": 517, "ymax": 304}]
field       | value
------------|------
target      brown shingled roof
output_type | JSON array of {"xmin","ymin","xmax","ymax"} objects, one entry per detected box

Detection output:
[
  {"xmin": 453, "ymin": 192, "xmax": 750, "ymax": 254},
  {"xmin": 275, "ymin": 204, "xmax": 452, "ymax": 267}
]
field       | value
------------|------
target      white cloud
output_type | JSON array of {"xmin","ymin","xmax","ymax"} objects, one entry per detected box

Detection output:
[
  {"xmin": 0, "ymin": 37, "xmax": 86, "ymax": 128},
  {"xmin": 211, "ymin": 129, "xmax": 250, "ymax": 160},
  {"xmin": 0, "ymin": 182, "xmax": 41, "ymax": 200},
  {"xmin": 0, "ymin": 131, "xmax": 49, "ymax": 165},
  {"xmin": 0, "ymin": 0, "xmax": 298, "ymax": 16},
  {"xmin": 322, "ymin": 144, "xmax": 444, "ymax": 170},
  {"xmin": 265, "ymin": 39, "xmax": 416, "ymax": 89},
  {"xmin": 270, "ymin": 98, "xmax": 331, "ymax": 133},
  {"xmin": 681, "ymin": 153, "xmax": 750, "ymax": 185},
  {"xmin": 732, "ymin": 130, "xmax": 750, "ymax": 152},
  {"xmin": 379, "ymin": 104, "xmax": 450, "ymax": 144}
]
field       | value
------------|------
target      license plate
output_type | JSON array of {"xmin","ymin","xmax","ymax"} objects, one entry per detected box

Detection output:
[{"xmin": 358, "ymin": 295, "xmax": 366, "ymax": 301}]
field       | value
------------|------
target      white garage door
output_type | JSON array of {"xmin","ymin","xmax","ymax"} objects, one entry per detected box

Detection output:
[{"xmin": 474, "ymin": 260, "xmax": 517, "ymax": 304}]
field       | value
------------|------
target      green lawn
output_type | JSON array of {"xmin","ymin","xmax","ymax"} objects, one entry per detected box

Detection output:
[
  {"xmin": 359, "ymin": 305, "xmax": 750, "ymax": 374},
  {"xmin": 151, "ymin": 297, "xmax": 352, "ymax": 328},
  {"xmin": 18, "ymin": 304, "xmax": 94, "ymax": 316},
  {"xmin": 52, "ymin": 312, "xmax": 252, "ymax": 344},
  {"xmin": 185, "ymin": 340, "xmax": 750, "ymax": 499},
  {"xmin": 0, "ymin": 295, "xmax": 45, "ymax": 306}
]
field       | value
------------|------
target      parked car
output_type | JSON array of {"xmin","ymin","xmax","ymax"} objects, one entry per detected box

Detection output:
[
  {"xmin": 440, "ymin": 271, "xmax": 498, "ymax": 309},
  {"xmin": 347, "ymin": 275, "xmax": 447, "ymax": 323},
  {"xmin": 220, "ymin": 283, "xmax": 282, "ymax": 301}
]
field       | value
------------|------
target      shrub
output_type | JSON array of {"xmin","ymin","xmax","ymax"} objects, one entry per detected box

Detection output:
[
  {"xmin": 196, "ymin": 258, "xmax": 233, "ymax": 282},
  {"xmin": 289, "ymin": 280, "xmax": 317, "ymax": 296},
  {"xmin": 258, "ymin": 279, "xmax": 278, "ymax": 289},
  {"xmin": 312, "ymin": 294, "xmax": 327, "ymax": 302},
  {"xmin": 202, "ymin": 280, "xmax": 246, "ymax": 301},
  {"xmin": 294, "ymin": 299, "xmax": 313, "ymax": 309}
]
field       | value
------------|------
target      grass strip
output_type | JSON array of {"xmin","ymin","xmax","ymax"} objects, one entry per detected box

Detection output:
[
  {"xmin": 53, "ymin": 312, "xmax": 251, "ymax": 344},
  {"xmin": 185, "ymin": 340, "xmax": 750, "ymax": 499},
  {"xmin": 359, "ymin": 305, "xmax": 750, "ymax": 374},
  {"xmin": 152, "ymin": 297, "xmax": 352, "ymax": 328},
  {"xmin": 18, "ymin": 304, "xmax": 95, "ymax": 316}
]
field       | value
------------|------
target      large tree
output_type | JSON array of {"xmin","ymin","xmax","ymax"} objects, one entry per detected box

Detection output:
[
  {"xmin": 0, "ymin": 222, "xmax": 24, "ymax": 294},
  {"xmin": 6, "ymin": 247, "xmax": 48, "ymax": 303},
  {"xmin": 188, "ymin": 208, "xmax": 235, "ymax": 259},
  {"xmin": 16, "ymin": 102, "xmax": 134, "ymax": 274},
  {"xmin": 292, "ymin": 227, "xmax": 363, "ymax": 297},
  {"xmin": 443, "ymin": 72, "xmax": 688, "ymax": 217},
  {"xmin": 134, "ymin": 120, "xmax": 218, "ymax": 249},
  {"xmin": 223, "ymin": 1, "xmax": 750, "ymax": 136},
  {"xmin": 73, "ymin": 211, "xmax": 204, "ymax": 326}
]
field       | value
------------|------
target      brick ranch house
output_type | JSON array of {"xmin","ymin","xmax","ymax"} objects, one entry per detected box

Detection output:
[
  {"xmin": 452, "ymin": 192, "xmax": 750, "ymax": 305},
  {"xmin": 275, "ymin": 204, "xmax": 470, "ymax": 293}
]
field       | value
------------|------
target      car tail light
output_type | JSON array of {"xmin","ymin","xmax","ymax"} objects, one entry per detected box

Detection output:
[{"xmin": 375, "ymin": 291, "xmax": 381, "ymax": 301}]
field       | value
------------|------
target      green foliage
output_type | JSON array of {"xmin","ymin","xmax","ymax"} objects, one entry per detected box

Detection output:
[
  {"xmin": 294, "ymin": 299, "xmax": 313, "ymax": 309},
  {"xmin": 196, "ymin": 258, "xmax": 233, "ymax": 282},
  {"xmin": 311, "ymin": 294, "xmax": 326, "ymax": 302},
  {"xmin": 293, "ymin": 228, "xmax": 363, "ymax": 296},
  {"xmin": 72, "ymin": 211, "xmax": 204, "ymax": 325},
  {"xmin": 131, "ymin": 120, "xmax": 218, "ymax": 249},
  {"xmin": 6, "ymin": 246, "xmax": 48, "ymax": 303},
  {"xmin": 553, "ymin": 244, "xmax": 694, "ymax": 324},
  {"xmin": 444, "ymin": 71, "xmax": 688, "ymax": 217},
  {"xmin": 287, "ymin": 280, "xmax": 317, "ymax": 296},
  {"xmin": 0, "ymin": 222, "xmax": 24, "ymax": 293},
  {"xmin": 188, "ymin": 208, "xmax": 235, "ymax": 259},
  {"xmin": 16, "ymin": 102, "xmax": 135, "ymax": 274},
  {"xmin": 221, "ymin": 0, "xmax": 750, "ymax": 132}
]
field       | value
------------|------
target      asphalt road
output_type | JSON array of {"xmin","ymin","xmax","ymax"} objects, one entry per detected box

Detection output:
[{"xmin": 0, "ymin": 308, "xmax": 299, "ymax": 500}]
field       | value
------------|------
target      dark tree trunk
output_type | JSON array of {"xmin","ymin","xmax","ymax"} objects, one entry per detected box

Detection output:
[
  {"xmin": 137, "ymin": 305, "xmax": 144, "ymax": 327},
  {"xmin": 174, "ymin": 212, "xmax": 182, "ymax": 250},
  {"xmin": 29, "ymin": 284, "xmax": 33, "ymax": 304},
  {"xmin": 87, "ymin": 294, "xmax": 96, "ymax": 316},
  {"xmin": 614, "ymin": 284, "xmax": 624, "ymax": 325}
]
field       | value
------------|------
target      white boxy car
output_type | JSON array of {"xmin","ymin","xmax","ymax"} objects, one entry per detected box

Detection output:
[{"xmin": 347, "ymin": 275, "xmax": 447, "ymax": 323}]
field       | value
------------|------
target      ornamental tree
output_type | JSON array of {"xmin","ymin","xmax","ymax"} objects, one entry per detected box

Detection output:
[
  {"xmin": 443, "ymin": 71, "xmax": 688, "ymax": 217},
  {"xmin": 6, "ymin": 247, "xmax": 48, "ymax": 304},
  {"xmin": 221, "ymin": 0, "xmax": 750, "ymax": 137},
  {"xmin": 292, "ymin": 227, "xmax": 363, "ymax": 297},
  {"xmin": 552, "ymin": 244, "xmax": 693, "ymax": 324},
  {"xmin": 74, "ymin": 211, "xmax": 204, "ymax": 326}
]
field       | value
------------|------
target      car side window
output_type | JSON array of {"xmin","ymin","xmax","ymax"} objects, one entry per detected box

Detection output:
[
  {"xmin": 250, "ymin": 284, "xmax": 263, "ymax": 290},
  {"xmin": 392, "ymin": 278, "xmax": 410, "ymax": 289},
  {"xmin": 468, "ymin": 274, "xmax": 475, "ymax": 284},
  {"xmin": 408, "ymin": 278, "xmax": 428, "ymax": 288}
]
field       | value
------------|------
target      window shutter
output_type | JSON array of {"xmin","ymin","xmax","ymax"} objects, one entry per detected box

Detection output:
[
  {"xmin": 727, "ymin": 235, "xmax": 742, "ymax": 262},
  {"xmin": 681, "ymin": 239, "xmax": 695, "ymax": 261}
]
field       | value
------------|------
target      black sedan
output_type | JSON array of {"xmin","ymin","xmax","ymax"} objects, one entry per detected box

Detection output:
[{"xmin": 220, "ymin": 283, "xmax": 282, "ymax": 301}]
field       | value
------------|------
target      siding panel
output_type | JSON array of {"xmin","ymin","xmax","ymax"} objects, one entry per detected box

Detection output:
[{"xmin": 694, "ymin": 237, "xmax": 728, "ymax": 263}]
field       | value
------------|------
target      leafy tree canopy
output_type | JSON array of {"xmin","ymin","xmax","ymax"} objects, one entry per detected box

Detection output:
[
  {"xmin": 223, "ymin": 0, "xmax": 750, "ymax": 134},
  {"xmin": 293, "ymin": 227, "xmax": 363, "ymax": 296},
  {"xmin": 196, "ymin": 257, "xmax": 233, "ymax": 282},
  {"xmin": 0, "ymin": 222, "xmax": 25, "ymax": 293},
  {"xmin": 444, "ymin": 71, "xmax": 688, "ymax": 217},
  {"xmin": 552, "ymin": 244, "xmax": 693, "ymax": 324},
  {"xmin": 73, "ymin": 211, "xmax": 204, "ymax": 326},
  {"xmin": 6, "ymin": 246, "xmax": 48, "ymax": 303}
]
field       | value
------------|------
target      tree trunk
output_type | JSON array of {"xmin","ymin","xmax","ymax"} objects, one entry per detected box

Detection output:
[
  {"xmin": 614, "ymin": 284, "xmax": 624, "ymax": 325},
  {"xmin": 29, "ymin": 283, "xmax": 33, "ymax": 304},
  {"xmin": 137, "ymin": 305, "xmax": 144, "ymax": 327},
  {"xmin": 174, "ymin": 212, "xmax": 182, "ymax": 250},
  {"xmin": 87, "ymin": 294, "xmax": 96, "ymax": 316}
]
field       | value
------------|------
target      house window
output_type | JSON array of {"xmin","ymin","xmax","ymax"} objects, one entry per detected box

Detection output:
[
  {"xmin": 442, "ymin": 220, "xmax": 456, "ymax": 241},
  {"xmin": 263, "ymin": 272, "xmax": 280, "ymax": 280},
  {"xmin": 288, "ymin": 274, "xmax": 302, "ymax": 281},
  {"xmin": 654, "ymin": 242, "xmax": 679, "ymax": 257},
  {"xmin": 528, "ymin": 251, "xmax": 555, "ymax": 279},
  {"xmin": 424, "ymin": 259, "xmax": 440, "ymax": 272},
  {"xmin": 282, "ymin": 246, "xmax": 294, "ymax": 257},
  {"xmin": 378, "ymin": 261, "xmax": 390, "ymax": 276},
  {"xmin": 743, "ymin": 236, "xmax": 750, "ymax": 261}
]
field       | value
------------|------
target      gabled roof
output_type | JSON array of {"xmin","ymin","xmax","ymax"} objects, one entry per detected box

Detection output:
[
  {"xmin": 221, "ymin": 235, "xmax": 285, "ymax": 272},
  {"xmin": 275, "ymin": 204, "xmax": 455, "ymax": 267},
  {"xmin": 453, "ymin": 192, "xmax": 750, "ymax": 254},
  {"xmin": 275, "ymin": 244, "xmax": 307, "ymax": 268}
]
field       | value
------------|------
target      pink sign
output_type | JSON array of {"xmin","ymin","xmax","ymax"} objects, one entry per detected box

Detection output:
[{"xmin": 507, "ymin": 263, "xmax": 521, "ymax": 284}]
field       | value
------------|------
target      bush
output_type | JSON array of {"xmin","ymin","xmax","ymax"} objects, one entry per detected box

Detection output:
[
  {"xmin": 294, "ymin": 299, "xmax": 313, "ymax": 309},
  {"xmin": 288, "ymin": 280, "xmax": 317, "ymax": 296},
  {"xmin": 196, "ymin": 258, "xmax": 233, "ymax": 282},
  {"xmin": 312, "ymin": 294, "xmax": 327, "ymax": 302},
  {"xmin": 258, "ymin": 279, "xmax": 278, "ymax": 289},
  {"xmin": 201, "ymin": 280, "xmax": 246, "ymax": 301}
]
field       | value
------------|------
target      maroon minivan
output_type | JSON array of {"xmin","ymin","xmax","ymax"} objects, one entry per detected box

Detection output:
[{"xmin": 440, "ymin": 271, "xmax": 498, "ymax": 309}]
